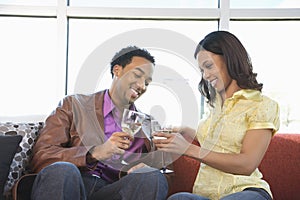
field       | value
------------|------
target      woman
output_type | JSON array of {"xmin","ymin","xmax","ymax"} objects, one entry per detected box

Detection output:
[{"xmin": 153, "ymin": 31, "xmax": 280, "ymax": 200}]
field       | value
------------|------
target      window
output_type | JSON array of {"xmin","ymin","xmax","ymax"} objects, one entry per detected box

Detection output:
[
  {"xmin": 0, "ymin": 0, "xmax": 56, "ymax": 6},
  {"xmin": 70, "ymin": 0, "xmax": 217, "ymax": 8},
  {"xmin": 0, "ymin": 0, "xmax": 299, "ymax": 132},
  {"xmin": 230, "ymin": 21, "xmax": 300, "ymax": 132},
  {"xmin": 0, "ymin": 17, "xmax": 63, "ymax": 121},
  {"xmin": 68, "ymin": 19, "xmax": 216, "ymax": 127},
  {"xmin": 231, "ymin": 0, "xmax": 300, "ymax": 8}
]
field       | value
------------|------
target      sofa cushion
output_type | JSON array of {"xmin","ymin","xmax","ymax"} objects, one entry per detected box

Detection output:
[
  {"xmin": 168, "ymin": 133, "xmax": 300, "ymax": 200},
  {"xmin": 0, "ymin": 122, "xmax": 43, "ymax": 196},
  {"xmin": 169, "ymin": 155, "xmax": 200, "ymax": 196},
  {"xmin": 0, "ymin": 135, "xmax": 22, "ymax": 199},
  {"xmin": 259, "ymin": 133, "xmax": 300, "ymax": 200},
  {"xmin": 168, "ymin": 138, "xmax": 201, "ymax": 196}
]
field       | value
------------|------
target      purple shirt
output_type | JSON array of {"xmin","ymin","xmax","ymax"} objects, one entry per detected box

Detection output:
[{"xmin": 89, "ymin": 90, "xmax": 146, "ymax": 183}]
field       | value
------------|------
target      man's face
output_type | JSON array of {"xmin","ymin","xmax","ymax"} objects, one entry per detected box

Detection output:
[{"xmin": 112, "ymin": 56, "xmax": 154, "ymax": 105}]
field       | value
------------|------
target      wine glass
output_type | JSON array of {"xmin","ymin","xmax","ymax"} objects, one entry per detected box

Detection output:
[
  {"xmin": 151, "ymin": 120, "xmax": 174, "ymax": 173},
  {"xmin": 120, "ymin": 108, "xmax": 146, "ymax": 165}
]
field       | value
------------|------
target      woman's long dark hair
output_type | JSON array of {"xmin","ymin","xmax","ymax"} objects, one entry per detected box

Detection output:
[{"xmin": 194, "ymin": 31, "xmax": 263, "ymax": 106}]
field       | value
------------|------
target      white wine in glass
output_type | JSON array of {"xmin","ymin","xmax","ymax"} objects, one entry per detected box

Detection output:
[
  {"xmin": 151, "ymin": 120, "xmax": 174, "ymax": 173},
  {"xmin": 120, "ymin": 108, "xmax": 146, "ymax": 165}
]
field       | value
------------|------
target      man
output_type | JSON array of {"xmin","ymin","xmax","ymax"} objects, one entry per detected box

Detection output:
[{"xmin": 30, "ymin": 46, "xmax": 169, "ymax": 200}]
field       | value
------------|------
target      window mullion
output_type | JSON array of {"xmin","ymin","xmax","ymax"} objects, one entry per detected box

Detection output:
[
  {"xmin": 219, "ymin": 0, "xmax": 230, "ymax": 30},
  {"xmin": 57, "ymin": 0, "xmax": 69, "ymax": 95}
]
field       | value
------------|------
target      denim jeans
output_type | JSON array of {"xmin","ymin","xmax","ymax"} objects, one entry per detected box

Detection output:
[
  {"xmin": 31, "ymin": 161, "xmax": 168, "ymax": 200},
  {"xmin": 167, "ymin": 188, "xmax": 272, "ymax": 200}
]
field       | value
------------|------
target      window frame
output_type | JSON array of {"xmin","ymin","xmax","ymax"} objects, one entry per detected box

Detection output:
[{"xmin": 0, "ymin": 0, "xmax": 300, "ymax": 128}]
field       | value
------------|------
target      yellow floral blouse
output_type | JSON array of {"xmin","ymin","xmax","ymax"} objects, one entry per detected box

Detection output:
[{"xmin": 193, "ymin": 89, "xmax": 280, "ymax": 199}]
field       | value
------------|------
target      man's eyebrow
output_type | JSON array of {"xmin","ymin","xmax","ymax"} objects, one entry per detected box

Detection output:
[{"xmin": 135, "ymin": 68, "xmax": 145, "ymax": 74}]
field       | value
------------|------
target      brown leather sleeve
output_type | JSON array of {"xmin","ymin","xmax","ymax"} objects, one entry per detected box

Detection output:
[{"xmin": 30, "ymin": 96, "xmax": 92, "ymax": 173}]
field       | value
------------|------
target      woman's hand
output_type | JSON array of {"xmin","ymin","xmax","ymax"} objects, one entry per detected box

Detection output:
[
  {"xmin": 172, "ymin": 126, "xmax": 196, "ymax": 143},
  {"xmin": 152, "ymin": 131, "xmax": 192, "ymax": 155}
]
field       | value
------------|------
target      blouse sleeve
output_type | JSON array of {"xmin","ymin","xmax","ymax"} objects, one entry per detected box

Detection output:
[{"xmin": 247, "ymin": 97, "xmax": 280, "ymax": 135}]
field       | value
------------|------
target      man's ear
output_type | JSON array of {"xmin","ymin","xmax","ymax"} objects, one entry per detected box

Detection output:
[{"xmin": 112, "ymin": 65, "xmax": 122, "ymax": 77}]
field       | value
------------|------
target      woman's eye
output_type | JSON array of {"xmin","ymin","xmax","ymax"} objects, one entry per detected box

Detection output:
[{"xmin": 205, "ymin": 64, "xmax": 212, "ymax": 69}]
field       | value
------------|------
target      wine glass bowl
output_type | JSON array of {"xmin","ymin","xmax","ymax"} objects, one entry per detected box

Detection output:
[
  {"xmin": 120, "ymin": 108, "xmax": 146, "ymax": 165},
  {"xmin": 121, "ymin": 109, "xmax": 145, "ymax": 137},
  {"xmin": 150, "ymin": 120, "xmax": 162, "ymax": 139},
  {"xmin": 150, "ymin": 120, "xmax": 174, "ymax": 173}
]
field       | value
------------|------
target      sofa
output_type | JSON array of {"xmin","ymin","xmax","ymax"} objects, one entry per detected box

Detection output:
[
  {"xmin": 0, "ymin": 122, "xmax": 44, "ymax": 200},
  {"xmin": 168, "ymin": 133, "xmax": 300, "ymax": 200},
  {"xmin": 1, "ymin": 121, "xmax": 299, "ymax": 200}
]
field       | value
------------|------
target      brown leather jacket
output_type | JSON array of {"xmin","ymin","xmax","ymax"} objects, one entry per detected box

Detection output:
[{"xmin": 31, "ymin": 90, "xmax": 166, "ymax": 175}]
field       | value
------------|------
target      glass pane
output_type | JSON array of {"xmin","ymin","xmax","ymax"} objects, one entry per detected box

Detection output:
[
  {"xmin": 70, "ymin": 0, "xmax": 217, "ymax": 8},
  {"xmin": 0, "ymin": 0, "xmax": 57, "ymax": 6},
  {"xmin": 0, "ymin": 17, "xmax": 64, "ymax": 120},
  {"xmin": 231, "ymin": 0, "xmax": 300, "ymax": 8},
  {"xmin": 68, "ymin": 19, "xmax": 217, "ymax": 128},
  {"xmin": 230, "ymin": 21, "xmax": 300, "ymax": 133}
]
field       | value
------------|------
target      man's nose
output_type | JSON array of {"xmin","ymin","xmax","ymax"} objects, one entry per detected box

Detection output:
[{"xmin": 136, "ymin": 78, "xmax": 146, "ymax": 91}]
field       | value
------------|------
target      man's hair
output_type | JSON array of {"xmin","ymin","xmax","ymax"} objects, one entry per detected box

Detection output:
[{"xmin": 110, "ymin": 46, "xmax": 155, "ymax": 78}]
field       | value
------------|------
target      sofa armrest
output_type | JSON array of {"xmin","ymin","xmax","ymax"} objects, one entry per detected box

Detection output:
[{"xmin": 12, "ymin": 174, "xmax": 37, "ymax": 200}]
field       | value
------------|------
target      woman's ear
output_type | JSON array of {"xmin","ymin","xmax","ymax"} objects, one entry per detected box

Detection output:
[{"xmin": 112, "ymin": 65, "xmax": 122, "ymax": 77}]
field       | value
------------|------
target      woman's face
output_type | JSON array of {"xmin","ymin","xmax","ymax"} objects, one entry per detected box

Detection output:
[{"xmin": 197, "ymin": 50, "xmax": 232, "ymax": 94}]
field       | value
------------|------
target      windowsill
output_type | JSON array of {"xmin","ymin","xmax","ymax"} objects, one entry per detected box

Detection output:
[{"xmin": 0, "ymin": 115, "xmax": 47, "ymax": 123}]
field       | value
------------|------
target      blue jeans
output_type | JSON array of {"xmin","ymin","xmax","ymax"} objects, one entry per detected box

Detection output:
[
  {"xmin": 168, "ymin": 188, "xmax": 272, "ymax": 200},
  {"xmin": 31, "ymin": 161, "xmax": 168, "ymax": 200}
]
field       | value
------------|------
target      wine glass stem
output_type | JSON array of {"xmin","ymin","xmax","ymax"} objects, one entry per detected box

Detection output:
[
  {"xmin": 162, "ymin": 151, "xmax": 166, "ymax": 172},
  {"xmin": 120, "ymin": 155, "xmax": 129, "ymax": 165},
  {"xmin": 120, "ymin": 136, "xmax": 130, "ymax": 165}
]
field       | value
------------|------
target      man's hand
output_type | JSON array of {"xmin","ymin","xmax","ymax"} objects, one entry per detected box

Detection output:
[{"xmin": 91, "ymin": 132, "xmax": 133, "ymax": 161}]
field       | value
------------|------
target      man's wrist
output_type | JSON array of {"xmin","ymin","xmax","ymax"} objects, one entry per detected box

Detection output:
[{"xmin": 86, "ymin": 146, "xmax": 98, "ymax": 164}]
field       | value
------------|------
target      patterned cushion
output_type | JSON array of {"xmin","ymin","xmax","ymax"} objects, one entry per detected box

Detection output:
[{"xmin": 0, "ymin": 122, "xmax": 44, "ymax": 195}]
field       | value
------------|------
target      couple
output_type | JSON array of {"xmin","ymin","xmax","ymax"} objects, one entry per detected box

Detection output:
[{"xmin": 28, "ymin": 31, "xmax": 279, "ymax": 200}]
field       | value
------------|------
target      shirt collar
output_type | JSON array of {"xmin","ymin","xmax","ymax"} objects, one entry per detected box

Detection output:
[
  {"xmin": 103, "ymin": 90, "xmax": 136, "ymax": 118},
  {"xmin": 103, "ymin": 90, "xmax": 114, "ymax": 118},
  {"xmin": 213, "ymin": 89, "xmax": 262, "ymax": 110},
  {"xmin": 231, "ymin": 89, "xmax": 262, "ymax": 101}
]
